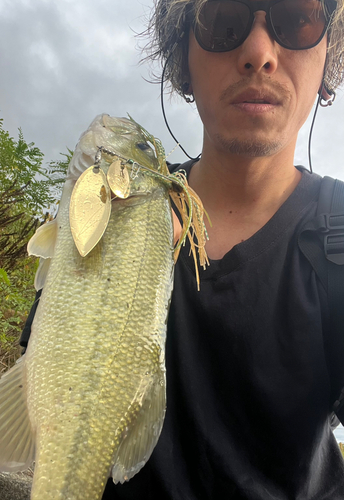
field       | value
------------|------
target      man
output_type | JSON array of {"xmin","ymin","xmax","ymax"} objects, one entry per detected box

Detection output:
[{"xmin": 21, "ymin": 0, "xmax": 344, "ymax": 498}]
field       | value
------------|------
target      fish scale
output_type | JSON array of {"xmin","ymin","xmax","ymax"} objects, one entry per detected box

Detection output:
[{"xmin": 24, "ymin": 179, "xmax": 173, "ymax": 499}]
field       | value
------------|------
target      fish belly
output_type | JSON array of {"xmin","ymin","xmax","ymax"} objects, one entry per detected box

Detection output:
[{"xmin": 25, "ymin": 186, "xmax": 173, "ymax": 500}]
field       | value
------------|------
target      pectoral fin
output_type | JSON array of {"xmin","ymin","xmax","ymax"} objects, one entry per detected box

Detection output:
[
  {"xmin": 111, "ymin": 370, "xmax": 166, "ymax": 484},
  {"xmin": 0, "ymin": 356, "xmax": 35, "ymax": 472},
  {"xmin": 34, "ymin": 257, "xmax": 51, "ymax": 291},
  {"xmin": 28, "ymin": 219, "xmax": 57, "ymax": 290},
  {"xmin": 27, "ymin": 218, "xmax": 58, "ymax": 259}
]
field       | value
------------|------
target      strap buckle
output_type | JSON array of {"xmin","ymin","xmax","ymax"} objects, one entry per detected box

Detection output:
[{"xmin": 320, "ymin": 213, "xmax": 344, "ymax": 265}]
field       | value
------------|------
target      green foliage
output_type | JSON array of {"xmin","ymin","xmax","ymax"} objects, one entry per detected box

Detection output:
[
  {"xmin": 0, "ymin": 118, "xmax": 71, "ymax": 216},
  {"xmin": 0, "ymin": 118, "xmax": 71, "ymax": 370},
  {"xmin": 46, "ymin": 149, "xmax": 74, "ymax": 205},
  {"xmin": 0, "ymin": 268, "xmax": 10, "ymax": 285},
  {"xmin": 0, "ymin": 119, "xmax": 71, "ymax": 272},
  {"xmin": 0, "ymin": 184, "xmax": 40, "ymax": 271},
  {"xmin": 0, "ymin": 258, "xmax": 37, "ymax": 344},
  {"xmin": 0, "ymin": 257, "xmax": 37, "ymax": 373}
]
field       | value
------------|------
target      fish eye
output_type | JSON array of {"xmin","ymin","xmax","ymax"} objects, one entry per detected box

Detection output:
[{"xmin": 136, "ymin": 142, "xmax": 151, "ymax": 151}]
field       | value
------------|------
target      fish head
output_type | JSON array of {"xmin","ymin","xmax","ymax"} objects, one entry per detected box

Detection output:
[
  {"xmin": 67, "ymin": 114, "xmax": 167, "ymax": 183},
  {"xmin": 102, "ymin": 115, "xmax": 165, "ymax": 172}
]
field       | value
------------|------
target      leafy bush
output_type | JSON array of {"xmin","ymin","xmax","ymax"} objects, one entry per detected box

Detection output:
[
  {"xmin": 0, "ymin": 259, "xmax": 37, "ymax": 373},
  {"xmin": 0, "ymin": 119, "xmax": 71, "ymax": 370},
  {"xmin": 0, "ymin": 118, "xmax": 69, "ymax": 215}
]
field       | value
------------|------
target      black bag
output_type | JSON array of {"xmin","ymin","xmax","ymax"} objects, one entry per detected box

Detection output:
[{"xmin": 298, "ymin": 176, "xmax": 344, "ymax": 425}]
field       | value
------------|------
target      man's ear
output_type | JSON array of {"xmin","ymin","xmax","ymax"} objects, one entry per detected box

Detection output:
[
  {"xmin": 182, "ymin": 81, "xmax": 193, "ymax": 95},
  {"xmin": 318, "ymin": 83, "xmax": 336, "ymax": 106},
  {"xmin": 319, "ymin": 85, "xmax": 332, "ymax": 102}
]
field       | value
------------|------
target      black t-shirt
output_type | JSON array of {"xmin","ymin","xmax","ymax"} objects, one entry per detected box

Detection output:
[{"xmin": 22, "ymin": 163, "xmax": 344, "ymax": 499}]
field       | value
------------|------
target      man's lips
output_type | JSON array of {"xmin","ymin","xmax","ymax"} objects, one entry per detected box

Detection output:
[
  {"xmin": 229, "ymin": 89, "xmax": 281, "ymax": 114},
  {"xmin": 231, "ymin": 89, "xmax": 281, "ymax": 106}
]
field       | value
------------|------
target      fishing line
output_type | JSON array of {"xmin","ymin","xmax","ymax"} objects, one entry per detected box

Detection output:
[
  {"xmin": 166, "ymin": 142, "xmax": 181, "ymax": 159},
  {"xmin": 161, "ymin": 50, "xmax": 201, "ymax": 161}
]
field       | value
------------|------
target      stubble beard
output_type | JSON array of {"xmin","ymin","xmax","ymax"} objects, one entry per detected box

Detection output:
[
  {"xmin": 213, "ymin": 77, "xmax": 290, "ymax": 157},
  {"xmin": 214, "ymin": 133, "xmax": 282, "ymax": 157}
]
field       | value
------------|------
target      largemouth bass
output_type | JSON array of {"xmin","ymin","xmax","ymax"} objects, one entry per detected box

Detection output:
[{"xmin": 0, "ymin": 114, "xmax": 208, "ymax": 500}]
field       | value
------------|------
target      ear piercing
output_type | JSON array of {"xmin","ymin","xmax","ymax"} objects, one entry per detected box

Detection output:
[{"xmin": 182, "ymin": 82, "xmax": 195, "ymax": 103}]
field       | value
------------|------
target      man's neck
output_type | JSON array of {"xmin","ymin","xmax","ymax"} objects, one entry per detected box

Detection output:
[{"xmin": 188, "ymin": 142, "xmax": 302, "ymax": 260}]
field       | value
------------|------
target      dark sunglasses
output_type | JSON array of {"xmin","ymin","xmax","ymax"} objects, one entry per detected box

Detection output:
[{"xmin": 193, "ymin": 0, "xmax": 337, "ymax": 51}]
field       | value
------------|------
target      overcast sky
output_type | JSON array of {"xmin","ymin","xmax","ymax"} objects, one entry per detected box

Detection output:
[{"xmin": 0, "ymin": 0, "xmax": 343, "ymax": 180}]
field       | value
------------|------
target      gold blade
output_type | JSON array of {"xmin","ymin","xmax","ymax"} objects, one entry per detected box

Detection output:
[
  {"xmin": 107, "ymin": 158, "xmax": 130, "ymax": 199},
  {"xmin": 69, "ymin": 165, "xmax": 111, "ymax": 257}
]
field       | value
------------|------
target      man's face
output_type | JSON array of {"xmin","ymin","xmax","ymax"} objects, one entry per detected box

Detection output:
[{"xmin": 188, "ymin": 3, "xmax": 328, "ymax": 158}]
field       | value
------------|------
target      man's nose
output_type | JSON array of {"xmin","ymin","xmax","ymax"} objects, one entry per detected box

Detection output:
[{"xmin": 237, "ymin": 11, "xmax": 278, "ymax": 74}]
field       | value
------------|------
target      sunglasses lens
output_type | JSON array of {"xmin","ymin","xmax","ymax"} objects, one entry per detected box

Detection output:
[
  {"xmin": 194, "ymin": 0, "xmax": 332, "ymax": 52},
  {"xmin": 270, "ymin": 0, "xmax": 327, "ymax": 48},
  {"xmin": 195, "ymin": 1, "xmax": 251, "ymax": 52}
]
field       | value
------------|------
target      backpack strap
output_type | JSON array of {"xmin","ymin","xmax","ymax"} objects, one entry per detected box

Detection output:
[{"xmin": 298, "ymin": 176, "xmax": 344, "ymax": 424}]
